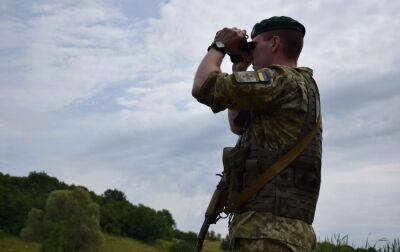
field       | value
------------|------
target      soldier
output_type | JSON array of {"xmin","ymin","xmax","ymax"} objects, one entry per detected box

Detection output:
[{"xmin": 192, "ymin": 16, "xmax": 322, "ymax": 252}]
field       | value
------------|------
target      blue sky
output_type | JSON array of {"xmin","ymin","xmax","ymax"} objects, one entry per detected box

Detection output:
[{"xmin": 1, "ymin": 0, "xmax": 399, "ymax": 246}]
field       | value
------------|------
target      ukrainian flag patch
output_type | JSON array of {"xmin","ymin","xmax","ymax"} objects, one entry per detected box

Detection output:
[
  {"xmin": 234, "ymin": 70, "xmax": 270, "ymax": 84},
  {"xmin": 257, "ymin": 70, "xmax": 270, "ymax": 83}
]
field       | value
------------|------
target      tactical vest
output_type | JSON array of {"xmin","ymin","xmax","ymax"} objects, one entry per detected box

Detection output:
[{"xmin": 224, "ymin": 71, "xmax": 322, "ymax": 225}]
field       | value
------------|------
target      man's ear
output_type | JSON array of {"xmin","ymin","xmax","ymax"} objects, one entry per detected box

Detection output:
[{"xmin": 271, "ymin": 36, "xmax": 281, "ymax": 53}]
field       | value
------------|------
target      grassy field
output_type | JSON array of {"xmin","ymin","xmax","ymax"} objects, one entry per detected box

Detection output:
[
  {"xmin": 0, "ymin": 233, "xmax": 224, "ymax": 252},
  {"xmin": 1, "ymin": 233, "xmax": 398, "ymax": 252},
  {"xmin": 0, "ymin": 234, "xmax": 41, "ymax": 252}
]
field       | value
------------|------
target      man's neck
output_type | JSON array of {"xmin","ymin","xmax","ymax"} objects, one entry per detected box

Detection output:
[
  {"xmin": 270, "ymin": 58, "xmax": 297, "ymax": 67},
  {"xmin": 253, "ymin": 58, "xmax": 298, "ymax": 70}
]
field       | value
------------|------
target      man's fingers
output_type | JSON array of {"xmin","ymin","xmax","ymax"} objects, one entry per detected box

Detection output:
[
  {"xmin": 214, "ymin": 27, "xmax": 248, "ymax": 54},
  {"xmin": 216, "ymin": 27, "xmax": 246, "ymax": 37},
  {"xmin": 238, "ymin": 30, "xmax": 246, "ymax": 38}
]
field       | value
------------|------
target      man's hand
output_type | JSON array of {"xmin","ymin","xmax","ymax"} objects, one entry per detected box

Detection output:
[
  {"xmin": 192, "ymin": 27, "xmax": 250, "ymax": 99},
  {"xmin": 214, "ymin": 28, "xmax": 253, "ymax": 72},
  {"xmin": 214, "ymin": 27, "xmax": 247, "ymax": 55}
]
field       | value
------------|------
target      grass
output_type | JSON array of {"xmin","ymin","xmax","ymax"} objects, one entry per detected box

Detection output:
[
  {"xmin": 0, "ymin": 231, "xmax": 41, "ymax": 252},
  {"xmin": 99, "ymin": 234, "xmax": 166, "ymax": 252},
  {"xmin": 203, "ymin": 240, "xmax": 225, "ymax": 252},
  {"xmin": 0, "ymin": 233, "xmax": 223, "ymax": 252},
  {"xmin": 1, "ymin": 232, "xmax": 398, "ymax": 252},
  {"xmin": 315, "ymin": 234, "xmax": 400, "ymax": 252}
]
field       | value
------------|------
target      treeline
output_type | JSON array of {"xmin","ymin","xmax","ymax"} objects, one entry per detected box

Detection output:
[{"xmin": 0, "ymin": 171, "xmax": 180, "ymax": 244}]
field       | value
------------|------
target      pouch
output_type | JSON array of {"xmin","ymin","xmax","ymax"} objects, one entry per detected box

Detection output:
[{"xmin": 222, "ymin": 146, "xmax": 248, "ymax": 212}]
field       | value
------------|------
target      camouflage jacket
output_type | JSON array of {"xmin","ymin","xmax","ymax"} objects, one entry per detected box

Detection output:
[{"xmin": 195, "ymin": 65, "xmax": 319, "ymax": 250}]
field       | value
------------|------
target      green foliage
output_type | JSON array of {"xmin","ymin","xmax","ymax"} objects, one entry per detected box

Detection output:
[
  {"xmin": 379, "ymin": 238, "xmax": 400, "ymax": 252},
  {"xmin": 20, "ymin": 208, "xmax": 45, "ymax": 242},
  {"xmin": 173, "ymin": 229, "xmax": 197, "ymax": 244},
  {"xmin": 20, "ymin": 187, "xmax": 102, "ymax": 252},
  {"xmin": 157, "ymin": 209, "xmax": 176, "ymax": 239},
  {"xmin": 99, "ymin": 196, "xmax": 175, "ymax": 242},
  {"xmin": 206, "ymin": 230, "xmax": 221, "ymax": 241},
  {"xmin": 0, "ymin": 171, "xmax": 68, "ymax": 235},
  {"xmin": 314, "ymin": 234, "xmax": 400, "ymax": 252},
  {"xmin": 99, "ymin": 199, "xmax": 131, "ymax": 235},
  {"xmin": 0, "ymin": 234, "xmax": 42, "ymax": 251},
  {"xmin": 0, "ymin": 171, "xmax": 177, "ymax": 244},
  {"xmin": 103, "ymin": 189, "xmax": 126, "ymax": 201},
  {"xmin": 126, "ymin": 204, "xmax": 172, "ymax": 242},
  {"xmin": 220, "ymin": 234, "xmax": 230, "ymax": 250},
  {"xmin": 168, "ymin": 229, "xmax": 198, "ymax": 252},
  {"xmin": 0, "ymin": 229, "xmax": 9, "ymax": 239}
]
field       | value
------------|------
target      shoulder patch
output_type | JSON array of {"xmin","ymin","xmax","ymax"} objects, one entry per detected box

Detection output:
[
  {"xmin": 257, "ymin": 69, "xmax": 270, "ymax": 83},
  {"xmin": 234, "ymin": 70, "xmax": 269, "ymax": 84}
]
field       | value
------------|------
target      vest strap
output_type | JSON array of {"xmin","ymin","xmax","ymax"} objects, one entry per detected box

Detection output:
[{"xmin": 230, "ymin": 116, "xmax": 322, "ymax": 210}]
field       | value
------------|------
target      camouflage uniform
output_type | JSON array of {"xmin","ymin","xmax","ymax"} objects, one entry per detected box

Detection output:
[
  {"xmin": 196, "ymin": 65, "xmax": 321, "ymax": 252},
  {"xmin": 229, "ymin": 212, "xmax": 316, "ymax": 251}
]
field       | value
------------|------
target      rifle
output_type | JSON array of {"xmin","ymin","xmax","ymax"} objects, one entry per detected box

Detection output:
[
  {"xmin": 195, "ymin": 175, "xmax": 227, "ymax": 252},
  {"xmin": 196, "ymin": 113, "xmax": 247, "ymax": 252}
]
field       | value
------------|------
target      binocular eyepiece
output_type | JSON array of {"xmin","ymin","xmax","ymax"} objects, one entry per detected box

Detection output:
[
  {"xmin": 229, "ymin": 38, "xmax": 255, "ymax": 64},
  {"xmin": 240, "ymin": 40, "xmax": 256, "ymax": 53}
]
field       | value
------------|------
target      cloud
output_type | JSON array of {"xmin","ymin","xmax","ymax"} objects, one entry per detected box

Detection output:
[{"xmin": 1, "ymin": 0, "xmax": 400, "ymax": 245}]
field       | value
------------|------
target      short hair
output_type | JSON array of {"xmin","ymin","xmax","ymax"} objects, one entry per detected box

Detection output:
[{"xmin": 261, "ymin": 29, "xmax": 304, "ymax": 60}]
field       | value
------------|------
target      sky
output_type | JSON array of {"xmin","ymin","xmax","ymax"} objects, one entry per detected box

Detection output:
[{"xmin": 1, "ymin": 0, "xmax": 400, "ymax": 247}]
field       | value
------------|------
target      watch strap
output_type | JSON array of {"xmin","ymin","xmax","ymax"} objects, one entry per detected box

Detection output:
[{"xmin": 207, "ymin": 42, "xmax": 226, "ymax": 54}]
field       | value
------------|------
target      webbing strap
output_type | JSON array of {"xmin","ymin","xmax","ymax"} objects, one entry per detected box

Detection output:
[{"xmin": 230, "ymin": 116, "xmax": 322, "ymax": 210}]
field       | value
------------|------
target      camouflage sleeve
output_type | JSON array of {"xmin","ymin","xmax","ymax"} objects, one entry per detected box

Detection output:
[{"xmin": 195, "ymin": 69, "xmax": 292, "ymax": 113}]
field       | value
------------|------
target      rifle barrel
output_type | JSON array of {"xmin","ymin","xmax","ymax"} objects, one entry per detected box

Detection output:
[{"xmin": 195, "ymin": 216, "xmax": 213, "ymax": 252}]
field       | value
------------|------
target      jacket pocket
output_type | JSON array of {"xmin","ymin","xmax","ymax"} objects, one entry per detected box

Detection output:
[{"xmin": 222, "ymin": 146, "xmax": 247, "ymax": 211}]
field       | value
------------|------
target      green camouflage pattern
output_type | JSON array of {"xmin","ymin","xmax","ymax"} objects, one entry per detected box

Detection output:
[
  {"xmin": 233, "ymin": 71, "xmax": 263, "ymax": 83},
  {"xmin": 196, "ymin": 65, "xmax": 319, "ymax": 251},
  {"xmin": 229, "ymin": 211, "xmax": 316, "ymax": 251},
  {"xmin": 233, "ymin": 237, "xmax": 307, "ymax": 252},
  {"xmin": 196, "ymin": 65, "xmax": 311, "ymax": 152}
]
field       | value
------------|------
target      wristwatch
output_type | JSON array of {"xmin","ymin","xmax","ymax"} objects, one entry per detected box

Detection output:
[{"xmin": 207, "ymin": 41, "xmax": 226, "ymax": 54}]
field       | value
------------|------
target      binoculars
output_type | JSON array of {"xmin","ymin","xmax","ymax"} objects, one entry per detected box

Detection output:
[{"xmin": 229, "ymin": 39, "xmax": 256, "ymax": 64}]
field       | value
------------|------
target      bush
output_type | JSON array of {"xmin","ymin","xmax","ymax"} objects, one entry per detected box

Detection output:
[
  {"xmin": 20, "ymin": 208, "xmax": 44, "ymax": 242},
  {"xmin": 126, "ymin": 204, "xmax": 168, "ymax": 242},
  {"xmin": 0, "ymin": 171, "xmax": 68, "ymax": 235},
  {"xmin": 99, "ymin": 192, "xmax": 176, "ymax": 242},
  {"xmin": 20, "ymin": 187, "xmax": 102, "ymax": 251},
  {"xmin": 1, "ymin": 172, "xmax": 178, "ymax": 245},
  {"xmin": 173, "ymin": 229, "xmax": 197, "ymax": 244}
]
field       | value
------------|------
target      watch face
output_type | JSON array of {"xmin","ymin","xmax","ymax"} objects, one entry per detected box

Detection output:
[{"xmin": 215, "ymin": 41, "xmax": 225, "ymax": 48}]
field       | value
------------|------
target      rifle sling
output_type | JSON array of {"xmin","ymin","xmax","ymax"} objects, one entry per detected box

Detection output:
[{"xmin": 231, "ymin": 116, "xmax": 322, "ymax": 210}]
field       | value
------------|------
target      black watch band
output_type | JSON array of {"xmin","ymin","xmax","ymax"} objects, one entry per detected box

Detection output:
[{"xmin": 207, "ymin": 42, "xmax": 226, "ymax": 54}]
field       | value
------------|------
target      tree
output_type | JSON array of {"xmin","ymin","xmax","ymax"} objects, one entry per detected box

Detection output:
[
  {"xmin": 0, "ymin": 171, "xmax": 68, "ymax": 235},
  {"xmin": 158, "ymin": 209, "xmax": 176, "ymax": 229},
  {"xmin": 20, "ymin": 208, "xmax": 45, "ymax": 242},
  {"xmin": 220, "ymin": 234, "xmax": 230, "ymax": 250},
  {"xmin": 157, "ymin": 209, "xmax": 176, "ymax": 239},
  {"xmin": 126, "ymin": 204, "xmax": 165, "ymax": 242},
  {"xmin": 100, "ymin": 199, "xmax": 132, "ymax": 235},
  {"xmin": 20, "ymin": 187, "xmax": 102, "ymax": 251},
  {"xmin": 103, "ymin": 189, "xmax": 126, "ymax": 201},
  {"xmin": 207, "ymin": 230, "xmax": 221, "ymax": 241}
]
